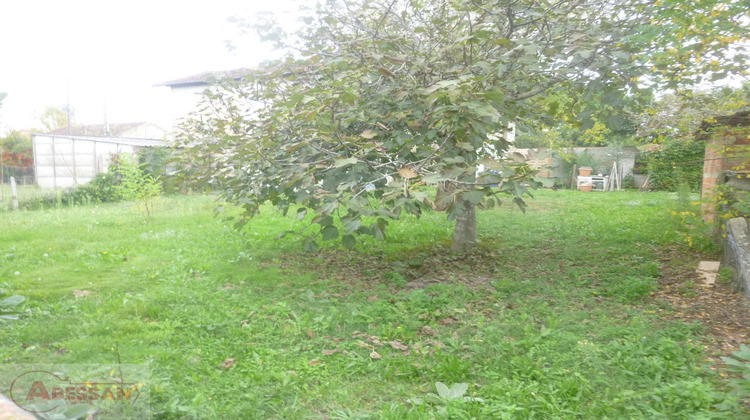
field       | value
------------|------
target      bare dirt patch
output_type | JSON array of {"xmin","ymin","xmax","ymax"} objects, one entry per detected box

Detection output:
[
  {"xmin": 281, "ymin": 245, "xmax": 503, "ymax": 291},
  {"xmin": 652, "ymin": 246, "xmax": 750, "ymax": 358}
]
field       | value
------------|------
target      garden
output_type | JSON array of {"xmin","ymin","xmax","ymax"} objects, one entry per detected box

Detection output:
[{"xmin": 2, "ymin": 188, "xmax": 750, "ymax": 418}]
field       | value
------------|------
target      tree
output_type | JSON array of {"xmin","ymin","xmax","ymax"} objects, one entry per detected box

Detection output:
[
  {"xmin": 0, "ymin": 130, "xmax": 33, "ymax": 183},
  {"xmin": 39, "ymin": 105, "xmax": 70, "ymax": 132},
  {"xmin": 179, "ymin": 0, "xmax": 749, "ymax": 252},
  {"xmin": 637, "ymin": 84, "xmax": 750, "ymax": 143}
]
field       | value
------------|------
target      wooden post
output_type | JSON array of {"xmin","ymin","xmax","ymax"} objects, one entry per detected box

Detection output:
[
  {"xmin": 10, "ymin": 176, "xmax": 18, "ymax": 210},
  {"xmin": 570, "ymin": 164, "xmax": 578, "ymax": 189}
]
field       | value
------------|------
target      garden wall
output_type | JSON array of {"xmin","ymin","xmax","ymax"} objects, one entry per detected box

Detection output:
[
  {"xmin": 724, "ymin": 217, "xmax": 750, "ymax": 297},
  {"xmin": 507, "ymin": 146, "xmax": 637, "ymax": 182}
]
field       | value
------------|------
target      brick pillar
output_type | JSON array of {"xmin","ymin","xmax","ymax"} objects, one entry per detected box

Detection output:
[
  {"xmin": 701, "ymin": 131, "xmax": 750, "ymax": 223},
  {"xmin": 702, "ymin": 139, "xmax": 725, "ymax": 223}
]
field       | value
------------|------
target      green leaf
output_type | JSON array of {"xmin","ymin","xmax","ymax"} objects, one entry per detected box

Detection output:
[
  {"xmin": 312, "ymin": 215, "xmax": 334, "ymax": 226},
  {"xmin": 0, "ymin": 295, "xmax": 24, "ymax": 309},
  {"xmin": 321, "ymin": 225, "xmax": 339, "ymax": 241},
  {"xmin": 462, "ymin": 191, "xmax": 485, "ymax": 205},
  {"xmin": 304, "ymin": 240, "xmax": 319, "ymax": 253},
  {"xmin": 448, "ymin": 383, "xmax": 468, "ymax": 400},
  {"xmin": 435, "ymin": 382, "xmax": 450, "ymax": 399},
  {"xmin": 344, "ymin": 218, "xmax": 361, "ymax": 233},
  {"xmin": 513, "ymin": 197, "xmax": 527, "ymax": 214},
  {"xmin": 342, "ymin": 234, "xmax": 356, "ymax": 249},
  {"xmin": 334, "ymin": 157, "xmax": 358, "ymax": 167}
]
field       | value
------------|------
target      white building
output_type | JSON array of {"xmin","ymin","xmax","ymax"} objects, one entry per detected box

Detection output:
[
  {"xmin": 32, "ymin": 134, "xmax": 167, "ymax": 189},
  {"xmin": 156, "ymin": 69, "xmax": 251, "ymax": 134}
]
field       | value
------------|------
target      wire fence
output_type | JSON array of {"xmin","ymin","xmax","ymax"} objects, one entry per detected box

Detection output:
[{"xmin": 0, "ymin": 166, "xmax": 37, "ymax": 211}]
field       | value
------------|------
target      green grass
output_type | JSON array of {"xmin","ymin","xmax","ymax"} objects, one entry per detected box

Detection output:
[
  {"xmin": 0, "ymin": 183, "xmax": 50, "ymax": 211},
  {"xmin": 0, "ymin": 190, "xmax": 743, "ymax": 418}
]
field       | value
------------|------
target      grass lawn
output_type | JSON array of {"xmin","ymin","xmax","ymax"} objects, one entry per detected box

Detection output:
[{"xmin": 0, "ymin": 189, "xmax": 746, "ymax": 418}]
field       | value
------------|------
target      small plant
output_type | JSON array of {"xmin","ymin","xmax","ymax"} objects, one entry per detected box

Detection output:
[
  {"xmin": 0, "ymin": 290, "xmax": 25, "ymax": 323},
  {"xmin": 718, "ymin": 267, "xmax": 734, "ymax": 284},
  {"xmin": 721, "ymin": 345, "xmax": 750, "ymax": 397},
  {"xmin": 409, "ymin": 382, "xmax": 484, "ymax": 408},
  {"xmin": 115, "ymin": 154, "xmax": 162, "ymax": 221}
]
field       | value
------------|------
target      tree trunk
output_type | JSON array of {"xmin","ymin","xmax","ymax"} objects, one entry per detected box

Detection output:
[{"xmin": 451, "ymin": 196, "xmax": 477, "ymax": 252}]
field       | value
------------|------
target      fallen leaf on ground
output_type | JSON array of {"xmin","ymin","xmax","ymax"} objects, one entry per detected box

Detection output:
[
  {"xmin": 366, "ymin": 336, "xmax": 383, "ymax": 346},
  {"xmin": 420, "ymin": 326, "xmax": 439, "ymax": 337},
  {"xmin": 388, "ymin": 340, "xmax": 409, "ymax": 351},
  {"xmin": 355, "ymin": 340, "xmax": 369, "ymax": 349},
  {"xmin": 322, "ymin": 348, "xmax": 340, "ymax": 356},
  {"xmin": 424, "ymin": 338, "xmax": 445, "ymax": 348},
  {"xmin": 370, "ymin": 350, "xmax": 382, "ymax": 360},
  {"xmin": 219, "ymin": 358, "xmax": 235, "ymax": 369},
  {"xmin": 308, "ymin": 359, "xmax": 321, "ymax": 366},
  {"xmin": 72, "ymin": 290, "xmax": 92, "ymax": 297}
]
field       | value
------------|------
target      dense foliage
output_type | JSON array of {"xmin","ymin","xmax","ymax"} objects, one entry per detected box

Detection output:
[
  {"xmin": 0, "ymin": 130, "xmax": 33, "ymax": 182},
  {"xmin": 644, "ymin": 139, "xmax": 705, "ymax": 191},
  {"xmin": 179, "ymin": 0, "xmax": 749, "ymax": 251}
]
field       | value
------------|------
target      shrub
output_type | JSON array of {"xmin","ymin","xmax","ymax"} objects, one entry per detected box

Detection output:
[
  {"xmin": 18, "ymin": 162, "xmax": 123, "ymax": 210},
  {"xmin": 644, "ymin": 140, "xmax": 704, "ymax": 191},
  {"xmin": 114, "ymin": 154, "xmax": 162, "ymax": 221}
]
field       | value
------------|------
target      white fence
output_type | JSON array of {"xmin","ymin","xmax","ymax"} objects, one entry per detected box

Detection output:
[{"xmin": 32, "ymin": 134, "xmax": 167, "ymax": 189}]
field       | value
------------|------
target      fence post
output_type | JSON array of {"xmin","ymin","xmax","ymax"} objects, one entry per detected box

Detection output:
[{"xmin": 10, "ymin": 176, "xmax": 19, "ymax": 210}]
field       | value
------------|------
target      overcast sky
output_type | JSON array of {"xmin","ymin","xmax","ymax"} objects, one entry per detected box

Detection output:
[{"xmin": 0, "ymin": 0, "xmax": 299, "ymax": 133}]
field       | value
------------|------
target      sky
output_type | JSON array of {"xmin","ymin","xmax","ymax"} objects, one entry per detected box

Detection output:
[{"xmin": 0, "ymin": 0, "xmax": 300, "ymax": 134}]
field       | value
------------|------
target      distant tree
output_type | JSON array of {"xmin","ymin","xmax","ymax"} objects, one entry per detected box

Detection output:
[
  {"xmin": 39, "ymin": 106, "xmax": 70, "ymax": 132},
  {"xmin": 0, "ymin": 130, "xmax": 33, "ymax": 182},
  {"xmin": 637, "ymin": 84, "xmax": 750, "ymax": 143}
]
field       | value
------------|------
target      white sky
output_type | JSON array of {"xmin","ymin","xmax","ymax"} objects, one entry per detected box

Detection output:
[{"xmin": 0, "ymin": 0, "xmax": 300, "ymax": 134}]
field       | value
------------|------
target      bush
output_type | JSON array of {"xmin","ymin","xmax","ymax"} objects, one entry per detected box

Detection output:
[
  {"xmin": 644, "ymin": 140, "xmax": 704, "ymax": 191},
  {"xmin": 17, "ymin": 148, "xmax": 176, "ymax": 210},
  {"xmin": 18, "ymin": 163, "xmax": 123, "ymax": 210},
  {"xmin": 114, "ymin": 154, "xmax": 162, "ymax": 221}
]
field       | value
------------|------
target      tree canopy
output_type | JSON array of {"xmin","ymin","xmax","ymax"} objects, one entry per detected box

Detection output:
[
  {"xmin": 179, "ymin": 0, "xmax": 750, "ymax": 251},
  {"xmin": 39, "ymin": 105, "xmax": 70, "ymax": 133}
]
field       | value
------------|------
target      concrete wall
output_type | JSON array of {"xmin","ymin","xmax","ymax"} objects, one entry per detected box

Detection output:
[
  {"xmin": 32, "ymin": 135, "xmax": 166, "ymax": 189},
  {"xmin": 724, "ymin": 217, "xmax": 750, "ymax": 297},
  {"xmin": 508, "ymin": 146, "xmax": 638, "ymax": 181}
]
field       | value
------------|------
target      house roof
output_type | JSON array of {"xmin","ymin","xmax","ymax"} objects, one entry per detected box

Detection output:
[
  {"xmin": 47, "ymin": 122, "xmax": 158, "ymax": 137},
  {"xmin": 156, "ymin": 63, "xmax": 316, "ymax": 88},
  {"xmin": 33, "ymin": 134, "xmax": 168, "ymax": 148},
  {"xmin": 155, "ymin": 68, "xmax": 252, "ymax": 88}
]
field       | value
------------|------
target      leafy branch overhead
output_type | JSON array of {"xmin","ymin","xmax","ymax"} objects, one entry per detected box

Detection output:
[{"xmin": 177, "ymin": 0, "xmax": 749, "ymax": 251}]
